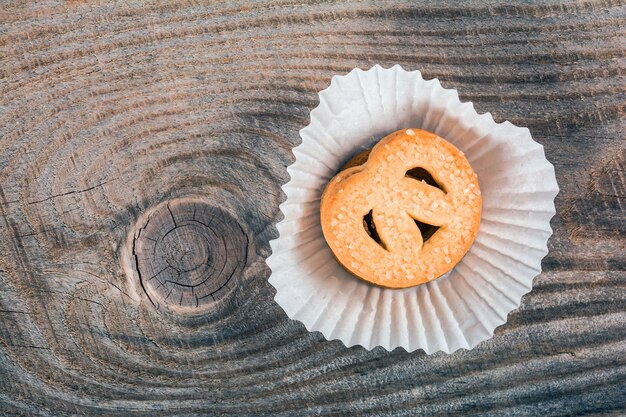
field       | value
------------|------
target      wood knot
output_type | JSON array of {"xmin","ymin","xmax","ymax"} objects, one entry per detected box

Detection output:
[{"xmin": 130, "ymin": 198, "xmax": 249, "ymax": 312}]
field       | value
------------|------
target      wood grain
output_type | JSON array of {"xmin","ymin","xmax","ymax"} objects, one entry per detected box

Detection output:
[{"xmin": 0, "ymin": 1, "xmax": 625, "ymax": 416}]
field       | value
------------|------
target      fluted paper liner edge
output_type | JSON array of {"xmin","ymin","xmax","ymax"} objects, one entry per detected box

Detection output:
[{"xmin": 266, "ymin": 65, "xmax": 559, "ymax": 354}]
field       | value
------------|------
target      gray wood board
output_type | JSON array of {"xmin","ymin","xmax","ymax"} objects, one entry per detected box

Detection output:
[{"xmin": 1, "ymin": 1, "xmax": 625, "ymax": 416}]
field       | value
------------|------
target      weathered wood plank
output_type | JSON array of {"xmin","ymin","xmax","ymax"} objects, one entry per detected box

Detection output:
[{"xmin": 1, "ymin": 1, "xmax": 625, "ymax": 416}]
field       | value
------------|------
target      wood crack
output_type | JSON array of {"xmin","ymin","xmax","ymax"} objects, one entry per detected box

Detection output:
[{"xmin": 27, "ymin": 179, "xmax": 117, "ymax": 205}]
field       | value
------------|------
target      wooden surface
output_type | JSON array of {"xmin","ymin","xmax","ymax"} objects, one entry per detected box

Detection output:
[{"xmin": 1, "ymin": 1, "xmax": 625, "ymax": 416}]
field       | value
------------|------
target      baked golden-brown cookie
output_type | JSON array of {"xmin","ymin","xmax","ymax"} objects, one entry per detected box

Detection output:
[{"xmin": 320, "ymin": 129, "xmax": 482, "ymax": 288}]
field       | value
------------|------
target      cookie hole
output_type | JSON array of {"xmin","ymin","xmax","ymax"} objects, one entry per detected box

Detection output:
[
  {"xmin": 363, "ymin": 210, "xmax": 387, "ymax": 250},
  {"xmin": 405, "ymin": 167, "xmax": 446, "ymax": 192},
  {"xmin": 414, "ymin": 219, "xmax": 440, "ymax": 243}
]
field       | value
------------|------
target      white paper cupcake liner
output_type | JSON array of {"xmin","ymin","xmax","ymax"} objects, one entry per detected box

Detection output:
[{"xmin": 266, "ymin": 65, "xmax": 558, "ymax": 353}]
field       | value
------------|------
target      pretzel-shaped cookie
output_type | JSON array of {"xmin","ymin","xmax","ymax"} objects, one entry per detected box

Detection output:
[{"xmin": 321, "ymin": 129, "xmax": 481, "ymax": 288}]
